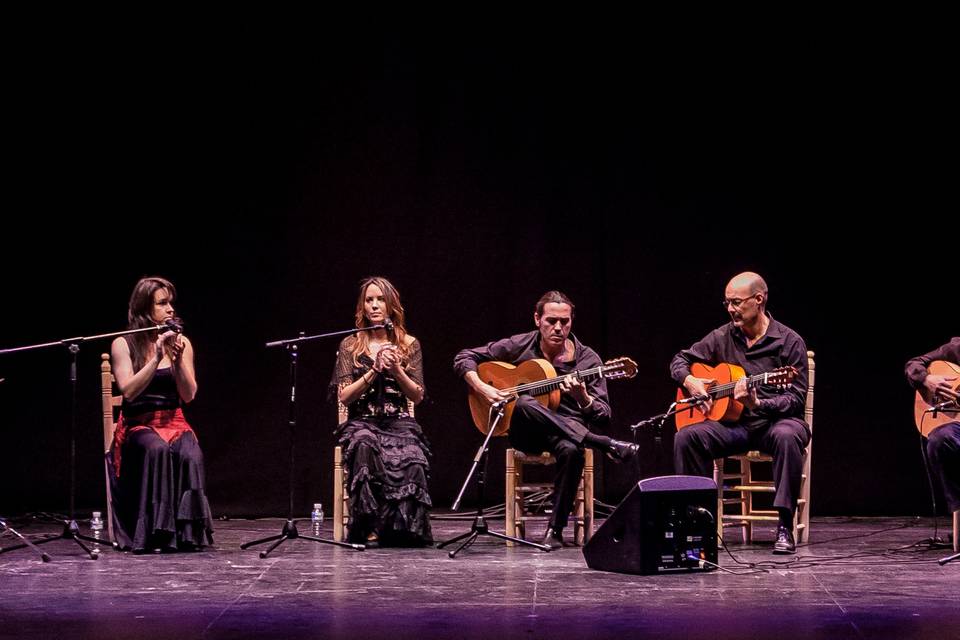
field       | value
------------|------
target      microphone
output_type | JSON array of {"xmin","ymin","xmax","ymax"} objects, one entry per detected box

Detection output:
[
  {"xmin": 930, "ymin": 398, "xmax": 959, "ymax": 418},
  {"xmin": 678, "ymin": 394, "xmax": 710, "ymax": 407},
  {"xmin": 164, "ymin": 317, "xmax": 184, "ymax": 334},
  {"xmin": 383, "ymin": 319, "xmax": 395, "ymax": 341}
]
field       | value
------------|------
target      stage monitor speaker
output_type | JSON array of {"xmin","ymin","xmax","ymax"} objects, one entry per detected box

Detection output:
[{"xmin": 583, "ymin": 475, "xmax": 718, "ymax": 575}]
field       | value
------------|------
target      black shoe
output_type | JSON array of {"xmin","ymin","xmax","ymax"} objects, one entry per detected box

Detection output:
[
  {"xmin": 606, "ymin": 439, "xmax": 639, "ymax": 463},
  {"xmin": 541, "ymin": 528, "xmax": 563, "ymax": 550},
  {"xmin": 773, "ymin": 526, "xmax": 796, "ymax": 554}
]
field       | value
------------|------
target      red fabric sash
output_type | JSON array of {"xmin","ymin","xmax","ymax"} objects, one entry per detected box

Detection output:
[{"xmin": 111, "ymin": 408, "xmax": 194, "ymax": 478}]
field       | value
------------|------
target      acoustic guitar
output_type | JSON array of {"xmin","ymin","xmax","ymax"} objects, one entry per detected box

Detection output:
[
  {"xmin": 468, "ymin": 357, "xmax": 637, "ymax": 435},
  {"xmin": 913, "ymin": 360, "xmax": 960, "ymax": 437},
  {"xmin": 674, "ymin": 362, "xmax": 798, "ymax": 430}
]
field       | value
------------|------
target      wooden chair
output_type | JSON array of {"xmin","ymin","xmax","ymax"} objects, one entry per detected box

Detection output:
[
  {"xmin": 505, "ymin": 448, "xmax": 594, "ymax": 546},
  {"xmin": 100, "ymin": 353, "xmax": 123, "ymax": 545},
  {"xmin": 332, "ymin": 398, "xmax": 415, "ymax": 543},
  {"xmin": 712, "ymin": 350, "xmax": 815, "ymax": 544}
]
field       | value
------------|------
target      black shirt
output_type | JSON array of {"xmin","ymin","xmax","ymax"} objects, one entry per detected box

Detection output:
[
  {"xmin": 453, "ymin": 330, "xmax": 611, "ymax": 429},
  {"xmin": 905, "ymin": 337, "xmax": 960, "ymax": 390},
  {"xmin": 669, "ymin": 313, "xmax": 809, "ymax": 430}
]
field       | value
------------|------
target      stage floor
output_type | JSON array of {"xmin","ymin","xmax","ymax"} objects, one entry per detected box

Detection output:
[{"xmin": 1, "ymin": 515, "xmax": 957, "ymax": 639}]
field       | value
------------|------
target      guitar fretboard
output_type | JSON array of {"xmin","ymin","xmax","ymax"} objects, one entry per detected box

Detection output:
[
  {"xmin": 506, "ymin": 366, "xmax": 605, "ymax": 397},
  {"xmin": 696, "ymin": 372, "xmax": 776, "ymax": 401}
]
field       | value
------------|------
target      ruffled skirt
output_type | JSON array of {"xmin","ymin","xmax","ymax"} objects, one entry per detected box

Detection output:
[
  {"xmin": 337, "ymin": 417, "xmax": 432, "ymax": 546},
  {"xmin": 107, "ymin": 427, "xmax": 214, "ymax": 552}
]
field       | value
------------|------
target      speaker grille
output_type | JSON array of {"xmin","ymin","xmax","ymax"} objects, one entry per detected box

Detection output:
[{"xmin": 638, "ymin": 475, "xmax": 716, "ymax": 493}]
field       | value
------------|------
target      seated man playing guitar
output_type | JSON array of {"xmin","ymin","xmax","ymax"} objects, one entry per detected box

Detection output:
[
  {"xmin": 905, "ymin": 337, "xmax": 960, "ymax": 526},
  {"xmin": 453, "ymin": 290, "xmax": 639, "ymax": 550},
  {"xmin": 671, "ymin": 272, "xmax": 809, "ymax": 554}
]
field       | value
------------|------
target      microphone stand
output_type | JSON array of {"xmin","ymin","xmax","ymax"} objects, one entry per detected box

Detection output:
[
  {"xmin": 0, "ymin": 518, "xmax": 50, "ymax": 563},
  {"xmin": 240, "ymin": 324, "xmax": 391, "ymax": 557},
  {"xmin": 630, "ymin": 403, "xmax": 680, "ymax": 447},
  {"xmin": 629, "ymin": 398, "xmax": 709, "ymax": 445},
  {"xmin": 0, "ymin": 324, "xmax": 174, "ymax": 561},
  {"xmin": 626, "ymin": 403, "xmax": 683, "ymax": 477},
  {"xmin": 437, "ymin": 400, "xmax": 552, "ymax": 558}
]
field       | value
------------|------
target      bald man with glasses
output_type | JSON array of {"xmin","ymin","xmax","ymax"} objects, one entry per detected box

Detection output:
[{"xmin": 670, "ymin": 272, "xmax": 810, "ymax": 554}]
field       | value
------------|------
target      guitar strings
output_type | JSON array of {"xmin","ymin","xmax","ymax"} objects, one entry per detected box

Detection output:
[
  {"xmin": 678, "ymin": 370, "xmax": 791, "ymax": 403},
  {"xmin": 503, "ymin": 366, "xmax": 604, "ymax": 395}
]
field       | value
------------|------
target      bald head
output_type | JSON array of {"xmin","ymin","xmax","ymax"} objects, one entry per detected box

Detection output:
[
  {"xmin": 727, "ymin": 272, "xmax": 768, "ymax": 297},
  {"xmin": 724, "ymin": 271, "xmax": 769, "ymax": 323}
]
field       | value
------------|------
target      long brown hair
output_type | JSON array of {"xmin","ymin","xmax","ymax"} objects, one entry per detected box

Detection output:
[
  {"xmin": 126, "ymin": 276, "xmax": 176, "ymax": 372},
  {"xmin": 350, "ymin": 276, "xmax": 410, "ymax": 366}
]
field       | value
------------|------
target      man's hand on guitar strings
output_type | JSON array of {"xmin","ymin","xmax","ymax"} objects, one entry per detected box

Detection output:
[
  {"xmin": 480, "ymin": 382, "xmax": 510, "ymax": 406},
  {"xmin": 734, "ymin": 377, "xmax": 760, "ymax": 410},
  {"xmin": 683, "ymin": 375, "xmax": 715, "ymax": 412},
  {"xmin": 558, "ymin": 374, "xmax": 591, "ymax": 407},
  {"xmin": 924, "ymin": 374, "xmax": 959, "ymax": 402}
]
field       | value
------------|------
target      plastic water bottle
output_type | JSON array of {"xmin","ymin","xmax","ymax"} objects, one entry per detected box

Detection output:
[
  {"xmin": 310, "ymin": 503, "xmax": 324, "ymax": 537},
  {"xmin": 90, "ymin": 511, "xmax": 104, "ymax": 554}
]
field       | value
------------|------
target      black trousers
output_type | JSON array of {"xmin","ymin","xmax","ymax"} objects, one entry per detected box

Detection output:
[
  {"xmin": 927, "ymin": 422, "xmax": 960, "ymax": 514},
  {"xmin": 507, "ymin": 396, "xmax": 587, "ymax": 531},
  {"xmin": 673, "ymin": 417, "xmax": 810, "ymax": 512}
]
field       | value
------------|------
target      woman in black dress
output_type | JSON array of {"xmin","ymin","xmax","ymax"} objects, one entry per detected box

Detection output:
[
  {"xmin": 333, "ymin": 276, "xmax": 432, "ymax": 547},
  {"xmin": 108, "ymin": 276, "xmax": 214, "ymax": 552}
]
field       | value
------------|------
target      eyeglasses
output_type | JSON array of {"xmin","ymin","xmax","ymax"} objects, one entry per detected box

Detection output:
[{"xmin": 722, "ymin": 295, "xmax": 761, "ymax": 309}]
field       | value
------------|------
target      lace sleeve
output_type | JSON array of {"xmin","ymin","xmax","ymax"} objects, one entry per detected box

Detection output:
[
  {"xmin": 335, "ymin": 337, "xmax": 357, "ymax": 384},
  {"xmin": 327, "ymin": 337, "xmax": 358, "ymax": 403},
  {"xmin": 405, "ymin": 337, "xmax": 426, "ymax": 398}
]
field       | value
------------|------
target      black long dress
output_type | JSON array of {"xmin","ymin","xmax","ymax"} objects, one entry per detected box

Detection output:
[
  {"xmin": 107, "ymin": 366, "xmax": 214, "ymax": 552},
  {"xmin": 333, "ymin": 336, "xmax": 433, "ymax": 546}
]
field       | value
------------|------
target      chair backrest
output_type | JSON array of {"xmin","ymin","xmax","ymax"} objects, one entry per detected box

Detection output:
[
  {"xmin": 799, "ymin": 350, "xmax": 815, "ymax": 542},
  {"xmin": 804, "ymin": 350, "xmax": 815, "ymax": 433},
  {"xmin": 100, "ymin": 354, "xmax": 122, "ymax": 544},
  {"xmin": 100, "ymin": 354, "xmax": 122, "ymax": 453}
]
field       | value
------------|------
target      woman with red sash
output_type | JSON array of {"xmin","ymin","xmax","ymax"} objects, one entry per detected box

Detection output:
[{"xmin": 107, "ymin": 276, "xmax": 214, "ymax": 552}]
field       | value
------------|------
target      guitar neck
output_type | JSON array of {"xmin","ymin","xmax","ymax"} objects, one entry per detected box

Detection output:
[
  {"xmin": 708, "ymin": 372, "xmax": 771, "ymax": 400},
  {"xmin": 507, "ymin": 367, "xmax": 603, "ymax": 397}
]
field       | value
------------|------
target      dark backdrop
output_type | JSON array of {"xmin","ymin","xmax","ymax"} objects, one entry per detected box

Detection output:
[{"xmin": 2, "ymin": 33, "xmax": 954, "ymax": 521}]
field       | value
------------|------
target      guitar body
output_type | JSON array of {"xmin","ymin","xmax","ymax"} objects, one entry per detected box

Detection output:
[
  {"xmin": 914, "ymin": 360, "xmax": 960, "ymax": 437},
  {"xmin": 469, "ymin": 359, "xmax": 560, "ymax": 435},
  {"xmin": 675, "ymin": 362, "xmax": 747, "ymax": 430}
]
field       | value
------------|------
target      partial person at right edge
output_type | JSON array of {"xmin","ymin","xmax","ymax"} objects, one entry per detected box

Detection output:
[{"xmin": 905, "ymin": 337, "xmax": 960, "ymax": 535}]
